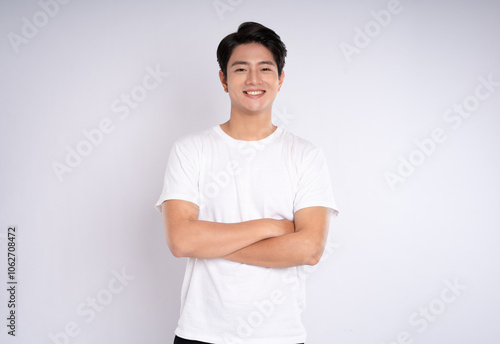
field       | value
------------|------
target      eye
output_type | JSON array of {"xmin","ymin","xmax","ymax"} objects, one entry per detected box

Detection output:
[
  {"xmin": 261, "ymin": 68, "xmax": 272, "ymax": 72},
  {"xmin": 235, "ymin": 68, "xmax": 246, "ymax": 72}
]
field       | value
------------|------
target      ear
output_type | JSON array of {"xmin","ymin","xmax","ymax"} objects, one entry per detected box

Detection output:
[
  {"xmin": 219, "ymin": 70, "xmax": 228, "ymax": 93},
  {"xmin": 278, "ymin": 70, "xmax": 285, "ymax": 91}
]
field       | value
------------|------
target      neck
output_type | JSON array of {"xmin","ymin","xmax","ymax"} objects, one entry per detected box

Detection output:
[{"xmin": 221, "ymin": 109, "xmax": 276, "ymax": 141}]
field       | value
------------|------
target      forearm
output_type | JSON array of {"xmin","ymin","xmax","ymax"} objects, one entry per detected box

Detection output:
[
  {"xmin": 222, "ymin": 231, "xmax": 323, "ymax": 268},
  {"xmin": 163, "ymin": 200, "xmax": 294, "ymax": 259},
  {"xmin": 167, "ymin": 218, "xmax": 285, "ymax": 259},
  {"xmin": 223, "ymin": 207, "xmax": 332, "ymax": 268}
]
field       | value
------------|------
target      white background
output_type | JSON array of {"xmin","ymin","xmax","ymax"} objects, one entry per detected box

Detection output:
[{"xmin": 1, "ymin": 0, "xmax": 500, "ymax": 343}]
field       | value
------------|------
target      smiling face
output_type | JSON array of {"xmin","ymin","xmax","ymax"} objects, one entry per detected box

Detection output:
[{"xmin": 219, "ymin": 42, "xmax": 285, "ymax": 117}]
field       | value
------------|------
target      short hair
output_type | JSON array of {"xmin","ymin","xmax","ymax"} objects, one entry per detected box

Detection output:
[{"xmin": 217, "ymin": 22, "xmax": 287, "ymax": 78}]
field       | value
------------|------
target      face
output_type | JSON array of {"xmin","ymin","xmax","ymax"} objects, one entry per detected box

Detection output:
[{"xmin": 219, "ymin": 43, "xmax": 285, "ymax": 116}]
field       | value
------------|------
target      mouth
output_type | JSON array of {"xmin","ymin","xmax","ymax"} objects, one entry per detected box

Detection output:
[{"xmin": 243, "ymin": 90, "xmax": 266, "ymax": 96}]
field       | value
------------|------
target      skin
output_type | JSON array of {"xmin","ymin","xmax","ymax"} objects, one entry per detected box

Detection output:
[
  {"xmin": 219, "ymin": 42, "xmax": 284, "ymax": 140},
  {"xmin": 161, "ymin": 42, "xmax": 331, "ymax": 267}
]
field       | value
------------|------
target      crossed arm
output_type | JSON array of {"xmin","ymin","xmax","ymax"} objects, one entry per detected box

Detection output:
[{"xmin": 161, "ymin": 200, "xmax": 332, "ymax": 268}]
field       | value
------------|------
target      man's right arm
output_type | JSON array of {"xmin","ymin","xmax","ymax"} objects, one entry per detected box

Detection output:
[{"xmin": 161, "ymin": 199, "xmax": 294, "ymax": 259}]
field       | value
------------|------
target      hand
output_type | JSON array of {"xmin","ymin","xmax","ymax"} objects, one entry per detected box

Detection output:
[{"xmin": 275, "ymin": 219, "xmax": 295, "ymax": 236}]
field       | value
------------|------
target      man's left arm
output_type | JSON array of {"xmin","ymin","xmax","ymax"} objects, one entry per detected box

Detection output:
[{"xmin": 222, "ymin": 206, "xmax": 332, "ymax": 268}]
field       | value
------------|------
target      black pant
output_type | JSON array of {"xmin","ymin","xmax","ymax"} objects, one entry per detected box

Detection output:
[
  {"xmin": 174, "ymin": 336, "xmax": 213, "ymax": 344},
  {"xmin": 174, "ymin": 335, "xmax": 303, "ymax": 344}
]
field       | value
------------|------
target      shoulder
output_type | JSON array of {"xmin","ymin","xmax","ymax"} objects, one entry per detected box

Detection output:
[
  {"xmin": 165, "ymin": 126, "xmax": 219, "ymax": 165},
  {"xmin": 174, "ymin": 126, "xmax": 214, "ymax": 144},
  {"xmin": 279, "ymin": 128, "xmax": 324, "ymax": 158},
  {"xmin": 172, "ymin": 126, "xmax": 218, "ymax": 150}
]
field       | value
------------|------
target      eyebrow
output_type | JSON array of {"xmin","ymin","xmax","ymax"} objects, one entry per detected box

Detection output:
[{"xmin": 230, "ymin": 61, "xmax": 276, "ymax": 67}]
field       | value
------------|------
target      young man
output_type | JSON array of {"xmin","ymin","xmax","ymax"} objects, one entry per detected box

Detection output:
[{"xmin": 156, "ymin": 22, "xmax": 338, "ymax": 344}]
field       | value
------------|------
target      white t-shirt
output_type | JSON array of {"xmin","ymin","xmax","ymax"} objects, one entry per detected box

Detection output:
[{"xmin": 156, "ymin": 125, "xmax": 338, "ymax": 344}]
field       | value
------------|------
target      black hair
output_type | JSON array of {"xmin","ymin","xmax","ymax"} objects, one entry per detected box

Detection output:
[{"xmin": 217, "ymin": 22, "xmax": 287, "ymax": 78}]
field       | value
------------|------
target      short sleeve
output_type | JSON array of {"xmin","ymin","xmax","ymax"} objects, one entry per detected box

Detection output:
[
  {"xmin": 155, "ymin": 139, "xmax": 200, "ymax": 212},
  {"xmin": 293, "ymin": 146, "xmax": 339, "ymax": 216}
]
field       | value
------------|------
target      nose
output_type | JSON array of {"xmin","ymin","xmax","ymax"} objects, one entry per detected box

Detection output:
[{"xmin": 245, "ymin": 68, "xmax": 261, "ymax": 85}]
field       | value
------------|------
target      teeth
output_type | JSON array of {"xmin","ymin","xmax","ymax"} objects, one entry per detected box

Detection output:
[{"xmin": 246, "ymin": 91, "xmax": 264, "ymax": 95}]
